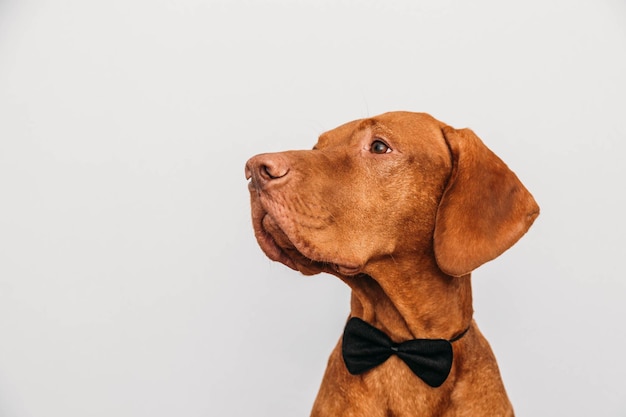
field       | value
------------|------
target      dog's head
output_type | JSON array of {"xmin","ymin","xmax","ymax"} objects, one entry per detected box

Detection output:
[{"xmin": 245, "ymin": 111, "xmax": 539, "ymax": 278}]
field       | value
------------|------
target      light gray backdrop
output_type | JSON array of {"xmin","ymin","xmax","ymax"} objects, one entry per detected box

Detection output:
[{"xmin": 1, "ymin": 0, "xmax": 625, "ymax": 416}]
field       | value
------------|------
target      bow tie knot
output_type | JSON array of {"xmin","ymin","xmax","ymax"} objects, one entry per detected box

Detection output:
[{"xmin": 341, "ymin": 317, "xmax": 468, "ymax": 388}]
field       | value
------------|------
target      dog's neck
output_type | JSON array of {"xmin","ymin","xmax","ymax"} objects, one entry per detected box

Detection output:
[{"xmin": 339, "ymin": 256, "xmax": 473, "ymax": 342}]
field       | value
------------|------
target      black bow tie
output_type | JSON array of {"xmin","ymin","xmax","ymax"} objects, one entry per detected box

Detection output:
[{"xmin": 341, "ymin": 317, "xmax": 468, "ymax": 388}]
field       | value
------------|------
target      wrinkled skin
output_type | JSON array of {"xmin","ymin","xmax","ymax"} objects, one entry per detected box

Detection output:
[{"xmin": 245, "ymin": 111, "xmax": 539, "ymax": 416}]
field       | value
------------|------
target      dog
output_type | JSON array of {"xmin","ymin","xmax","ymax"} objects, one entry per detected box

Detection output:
[{"xmin": 245, "ymin": 111, "xmax": 539, "ymax": 416}]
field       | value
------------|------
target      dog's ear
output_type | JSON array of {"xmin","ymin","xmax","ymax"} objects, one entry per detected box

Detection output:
[{"xmin": 433, "ymin": 126, "xmax": 539, "ymax": 277}]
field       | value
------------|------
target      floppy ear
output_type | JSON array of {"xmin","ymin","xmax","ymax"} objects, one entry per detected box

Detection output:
[{"xmin": 433, "ymin": 126, "xmax": 539, "ymax": 277}]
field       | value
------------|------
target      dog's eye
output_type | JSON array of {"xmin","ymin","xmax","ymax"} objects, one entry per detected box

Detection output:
[{"xmin": 370, "ymin": 139, "xmax": 391, "ymax": 154}]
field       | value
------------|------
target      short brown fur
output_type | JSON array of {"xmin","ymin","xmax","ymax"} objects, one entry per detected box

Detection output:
[{"xmin": 245, "ymin": 111, "xmax": 539, "ymax": 416}]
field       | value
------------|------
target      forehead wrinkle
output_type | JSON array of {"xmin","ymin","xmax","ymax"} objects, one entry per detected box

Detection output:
[
  {"xmin": 316, "ymin": 117, "xmax": 395, "ymax": 149},
  {"xmin": 316, "ymin": 119, "xmax": 361, "ymax": 146},
  {"xmin": 317, "ymin": 120, "xmax": 367, "ymax": 148},
  {"xmin": 359, "ymin": 119, "xmax": 395, "ymax": 143}
]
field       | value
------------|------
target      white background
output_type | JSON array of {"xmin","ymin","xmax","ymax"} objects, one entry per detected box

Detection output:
[{"xmin": 1, "ymin": 0, "xmax": 625, "ymax": 416}]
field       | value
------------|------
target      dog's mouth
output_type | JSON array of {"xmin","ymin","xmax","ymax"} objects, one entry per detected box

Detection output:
[
  {"xmin": 256, "ymin": 213, "xmax": 303, "ymax": 271},
  {"xmin": 250, "ymin": 201, "xmax": 362, "ymax": 276}
]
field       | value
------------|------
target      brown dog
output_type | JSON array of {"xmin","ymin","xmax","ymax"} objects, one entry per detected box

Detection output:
[{"xmin": 245, "ymin": 111, "xmax": 539, "ymax": 416}]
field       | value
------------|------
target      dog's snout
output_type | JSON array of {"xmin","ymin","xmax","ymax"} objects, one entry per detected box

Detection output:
[{"xmin": 245, "ymin": 154, "xmax": 290, "ymax": 189}]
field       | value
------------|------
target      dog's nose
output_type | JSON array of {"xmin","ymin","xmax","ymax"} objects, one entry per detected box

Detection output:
[{"xmin": 245, "ymin": 153, "xmax": 290, "ymax": 190}]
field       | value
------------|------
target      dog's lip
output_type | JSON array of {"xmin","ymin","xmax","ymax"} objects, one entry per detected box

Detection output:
[
  {"xmin": 258, "ymin": 211, "xmax": 363, "ymax": 276},
  {"xmin": 333, "ymin": 264, "xmax": 362, "ymax": 276},
  {"xmin": 246, "ymin": 166, "xmax": 363, "ymax": 276},
  {"xmin": 255, "ymin": 221, "xmax": 298, "ymax": 271}
]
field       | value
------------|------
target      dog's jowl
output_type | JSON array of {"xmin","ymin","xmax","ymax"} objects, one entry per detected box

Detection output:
[{"xmin": 246, "ymin": 111, "xmax": 539, "ymax": 417}]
